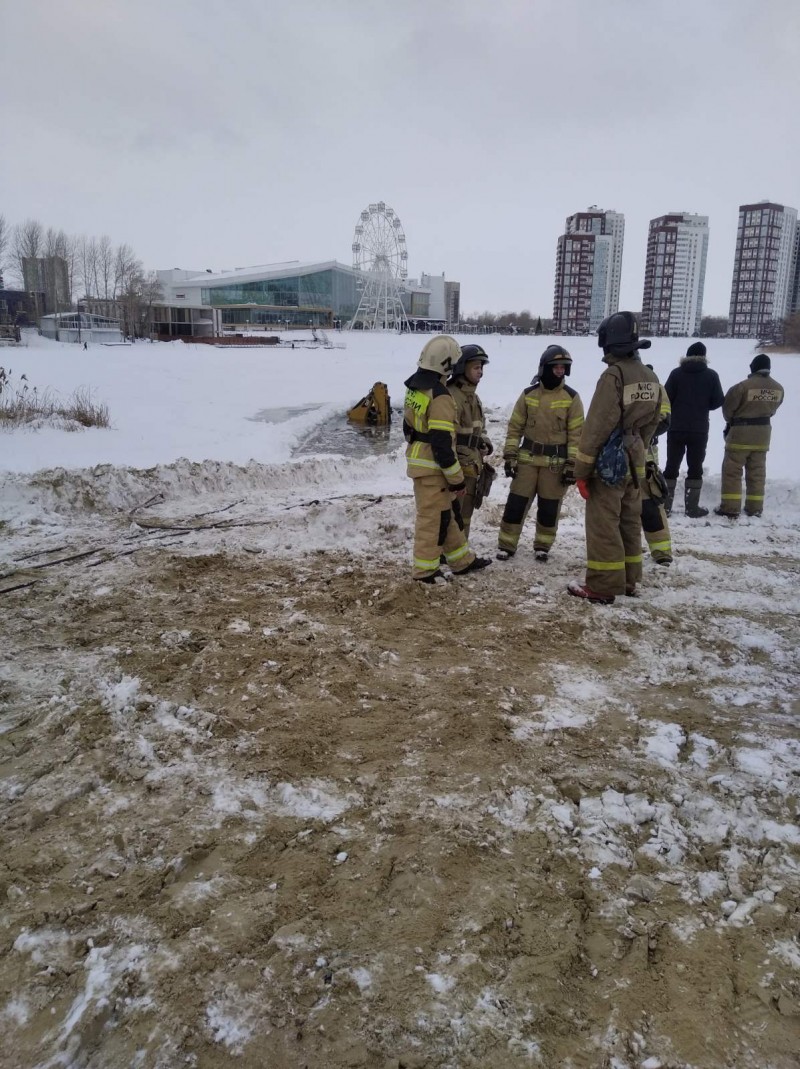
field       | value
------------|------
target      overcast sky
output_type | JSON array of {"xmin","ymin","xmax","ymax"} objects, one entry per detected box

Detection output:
[{"xmin": 3, "ymin": 0, "xmax": 799, "ymax": 316}]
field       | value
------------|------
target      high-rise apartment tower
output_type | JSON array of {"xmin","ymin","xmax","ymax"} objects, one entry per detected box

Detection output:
[
  {"xmin": 553, "ymin": 207, "xmax": 624, "ymax": 333},
  {"xmin": 729, "ymin": 201, "xmax": 797, "ymax": 338},
  {"xmin": 640, "ymin": 213, "xmax": 709, "ymax": 336}
]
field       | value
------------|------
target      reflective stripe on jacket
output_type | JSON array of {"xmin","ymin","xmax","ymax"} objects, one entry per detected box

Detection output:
[
  {"xmin": 503, "ymin": 382, "xmax": 584, "ymax": 466},
  {"xmin": 447, "ymin": 378, "xmax": 491, "ymax": 474},
  {"xmin": 403, "ymin": 370, "xmax": 464, "ymax": 484},
  {"xmin": 722, "ymin": 373, "xmax": 784, "ymax": 452}
]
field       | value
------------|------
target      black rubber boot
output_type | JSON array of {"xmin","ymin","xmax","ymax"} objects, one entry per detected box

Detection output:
[
  {"xmin": 685, "ymin": 479, "xmax": 708, "ymax": 518},
  {"xmin": 454, "ymin": 556, "xmax": 493, "ymax": 575},
  {"xmin": 416, "ymin": 569, "xmax": 446, "ymax": 584},
  {"xmin": 663, "ymin": 478, "xmax": 677, "ymax": 516}
]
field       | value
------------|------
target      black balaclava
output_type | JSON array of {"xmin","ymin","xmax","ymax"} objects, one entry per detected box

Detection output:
[{"xmin": 540, "ymin": 364, "xmax": 565, "ymax": 390}]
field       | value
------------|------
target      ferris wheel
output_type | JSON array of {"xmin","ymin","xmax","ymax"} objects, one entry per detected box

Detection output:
[
  {"xmin": 348, "ymin": 201, "xmax": 410, "ymax": 331},
  {"xmin": 352, "ymin": 201, "xmax": 408, "ymax": 279}
]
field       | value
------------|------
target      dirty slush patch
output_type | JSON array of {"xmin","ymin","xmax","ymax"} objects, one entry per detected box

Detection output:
[{"xmin": 1, "ymin": 547, "xmax": 799, "ymax": 1069}]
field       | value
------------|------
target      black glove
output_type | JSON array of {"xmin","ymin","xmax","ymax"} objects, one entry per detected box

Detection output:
[
  {"xmin": 561, "ymin": 464, "xmax": 576, "ymax": 486},
  {"xmin": 723, "ymin": 423, "xmax": 730, "ymax": 439},
  {"xmin": 504, "ymin": 460, "xmax": 517, "ymax": 479}
]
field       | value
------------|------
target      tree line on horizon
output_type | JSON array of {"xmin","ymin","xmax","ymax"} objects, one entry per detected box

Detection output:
[
  {"xmin": 0, "ymin": 213, "xmax": 162, "ymax": 334},
  {"xmin": 462, "ymin": 309, "xmax": 737, "ymax": 339}
]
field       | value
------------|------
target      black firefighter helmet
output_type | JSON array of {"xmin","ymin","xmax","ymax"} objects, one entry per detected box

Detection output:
[
  {"xmin": 597, "ymin": 311, "xmax": 651, "ymax": 356},
  {"xmin": 450, "ymin": 343, "xmax": 489, "ymax": 380},
  {"xmin": 539, "ymin": 344, "xmax": 572, "ymax": 375}
]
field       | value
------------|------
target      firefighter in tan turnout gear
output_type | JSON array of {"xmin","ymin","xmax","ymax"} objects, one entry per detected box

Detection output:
[
  {"xmin": 715, "ymin": 353, "xmax": 784, "ymax": 519},
  {"xmin": 497, "ymin": 345, "xmax": 584, "ymax": 561},
  {"xmin": 446, "ymin": 344, "xmax": 494, "ymax": 539},
  {"xmin": 404, "ymin": 336, "xmax": 492, "ymax": 582},
  {"xmin": 640, "ymin": 375, "xmax": 673, "ymax": 566},
  {"xmin": 568, "ymin": 313, "xmax": 662, "ymax": 604}
]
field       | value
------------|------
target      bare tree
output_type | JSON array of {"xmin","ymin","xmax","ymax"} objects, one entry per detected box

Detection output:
[
  {"xmin": 11, "ymin": 218, "xmax": 44, "ymax": 286},
  {"xmin": 140, "ymin": 271, "xmax": 164, "ymax": 335},
  {"xmin": 61, "ymin": 233, "xmax": 80, "ymax": 306},
  {"xmin": 4, "ymin": 217, "xmax": 153, "ymax": 315},
  {"xmin": 41, "ymin": 227, "xmax": 75, "ymax": 304},
  {"xmin": 700, "ymin": 315, "xmax": 729, "ymax": 338},
  {"xmin": 0, "ymin": 214, "xmax": 10, "ymax": 276},
  {"xmin": 112, "ymin": 242, "xmax": 141, "ymax": 299},
  {"xmin": 44, "ymin": 226, "xmax": 62, "ymax": 257},
  {"xmin": 96, "ymin": 234, "xmax": 113, "ymax": 299},
  {"xmin": 77, "ymin": 235, "xmax": 99, "ymax": 298},
  {"xmin": 120, "ymin": 269, "xmax": 163, "ymax": 338}
]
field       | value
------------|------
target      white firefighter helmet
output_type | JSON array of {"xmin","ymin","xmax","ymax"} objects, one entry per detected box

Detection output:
[{"xmin": 417, "ymin": 335, "xmax": 461, "ymax": 375}]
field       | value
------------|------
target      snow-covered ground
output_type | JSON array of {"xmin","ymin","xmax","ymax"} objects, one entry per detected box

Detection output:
[
  {"xmin": 1, "ymin": 329, "xmax": 798, "ymax": 1068},
  {"xmin": 0, "ymin": 328, "xmax": 797, "ymax": 477}
]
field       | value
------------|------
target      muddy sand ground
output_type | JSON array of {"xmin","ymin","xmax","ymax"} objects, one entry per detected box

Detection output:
[{"xmin": 1, "ymin": 486, "xmax": 799, "ymax": 1068}]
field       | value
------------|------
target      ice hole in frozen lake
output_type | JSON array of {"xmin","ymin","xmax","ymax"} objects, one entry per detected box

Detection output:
[
  {"xmin": 293, "ymin": 413, "xmax": 404, "ymax": 458},
  {"xmin": 248, "ymin": 405, "xmax": 403, "ymax": 458}
]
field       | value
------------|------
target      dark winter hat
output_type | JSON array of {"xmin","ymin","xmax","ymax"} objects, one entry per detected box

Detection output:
[
  {"xmin": 686, "ymin": 341, "xmax": 706, "ymax": 357},
  {"xmin": 750, "ymin": 353, "xmax": 771, "ymax": 374}
]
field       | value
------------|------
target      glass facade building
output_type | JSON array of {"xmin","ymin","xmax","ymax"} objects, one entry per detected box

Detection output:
[{"xmin": 201, "ymin": 266, "xmax": 360, "ymax": 328}]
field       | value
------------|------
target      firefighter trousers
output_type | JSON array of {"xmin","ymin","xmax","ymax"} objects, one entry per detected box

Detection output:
[
  {"xmin": 498, "ymin": 463, "xmax": 565, "ymax": 555},
  {"xmin": 641, "ymin": 481, "xmax": 672, "ymax": 563},
  {"xmin": 459, "ymin": 474, "xmax": 479, "ymax": 539},
  {"xmin": 719, "ymin": 446, "xmax": 768, "ymax": 515},
  {"xmin": 411, "ymin": 475, "xmax": 475, "ymax": 579},
  {"xmin": 584, "ymin": 476, "xmax": 643, "ymax": 596}
]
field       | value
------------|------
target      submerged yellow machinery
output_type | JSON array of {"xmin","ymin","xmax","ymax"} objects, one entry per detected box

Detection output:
[{"xmin": 347, "ymin": 382, "xmax": 391, "ymax": 426}]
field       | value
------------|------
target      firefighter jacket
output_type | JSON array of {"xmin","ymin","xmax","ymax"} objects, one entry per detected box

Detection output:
[
  {"xmin": 447, "ymin": 377, "xmax": 492, "ymax": 475},
  {"xmin": 403, "ymin": 368, "xmax": 465, "ymax": 487},
  {"xmin": 722, "ymin": 372, "xmax": 784, "ymax": 452},
  {"xmin": 646, "ymin": 385, "xmax": 671, "ymax": 465},
  {"xmin": 503, "ymin": 380, "xmax": 584, "ymax": 469},
  {"xmin": 574, "ymin": 355, "xmax": 661, "ymax": 481}
]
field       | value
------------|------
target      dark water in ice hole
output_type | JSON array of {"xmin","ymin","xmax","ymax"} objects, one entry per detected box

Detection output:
[
  {"xmin": 293, "ymin": 413, "xmax": 404, "ymax": 458},
  {"xmin": 249, "ymin": 405, "xmax": 404, "ymax": 458}
]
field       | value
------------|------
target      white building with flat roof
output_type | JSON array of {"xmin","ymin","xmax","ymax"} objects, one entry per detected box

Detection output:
[
  {"xmin": 39, "ymin": 311, "xmax": 123, "ymax": 344},
  {"xmin": 157, "ymin": 261, "xmax": 362, "ymax": 329}
]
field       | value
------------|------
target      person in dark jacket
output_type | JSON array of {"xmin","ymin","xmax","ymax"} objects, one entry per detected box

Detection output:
[{"xmin": 663, "ymin": 342, "xmax": 724, "ymax": 517}]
